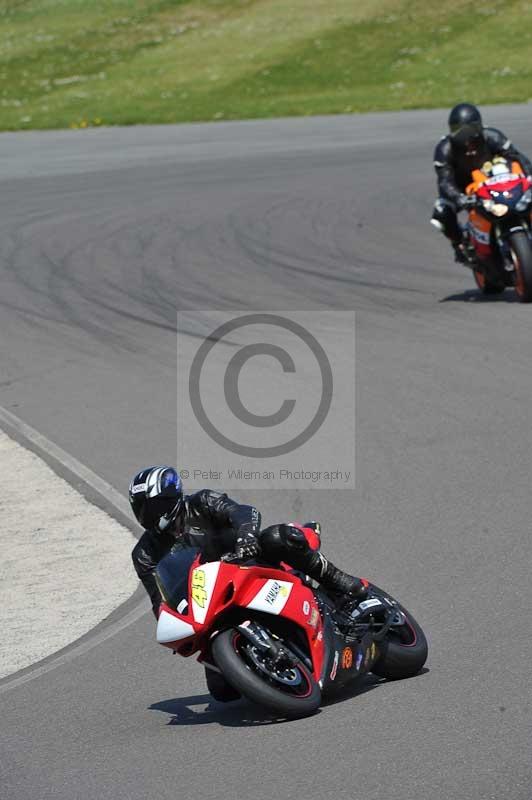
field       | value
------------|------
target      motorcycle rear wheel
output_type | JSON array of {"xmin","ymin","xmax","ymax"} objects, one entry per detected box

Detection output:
[
  {"xmin": 510, "ymin": 230, "xmax": 532, "ymax": 302},
  {"xmin": 367, "ymin": 586, "xmax": 428, "ymax": 681},
  {"xmin": 212, "ymin": 628, "xmax": 321, "ymax": 719}
]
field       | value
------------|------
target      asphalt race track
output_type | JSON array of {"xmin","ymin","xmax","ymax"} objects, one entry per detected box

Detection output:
[{"xmin": 1, "ymin": 107, "xmax": 531, "ymax": 800}]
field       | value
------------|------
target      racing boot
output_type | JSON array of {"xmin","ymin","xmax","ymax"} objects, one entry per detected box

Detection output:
[
  {"xmin": 320, "ymin": 559, "xmax": 368, "ymax": 601},
  {"xmin": 312, "ymin": 557, "xmax": 371, "ymax": 631},
  {"xmin": 305, "ymin": 551, "xmax": 368, "ymax": 603}
]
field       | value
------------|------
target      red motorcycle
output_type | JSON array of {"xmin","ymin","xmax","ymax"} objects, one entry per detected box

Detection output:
[
  {"xmin": 463, "ymin": 157, "xmax": 532, "ymax": 300},
  {"xmin": 155, "ymin": 527, "xmax": 428, "ymax": 719}
]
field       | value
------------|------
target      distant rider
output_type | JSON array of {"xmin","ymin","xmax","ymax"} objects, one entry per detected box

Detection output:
[
  {"xmin": 129, "ymin": 465, "xmax": 367, "ymax": 701},
  {"xmin": 431, "ymin": 102, "xmax": 532, "ymax": 263}
]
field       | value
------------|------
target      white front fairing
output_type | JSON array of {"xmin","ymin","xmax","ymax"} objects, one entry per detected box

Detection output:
[{"xmin": 156, "ymin": 610, "xmax": 195, "ymax": 644}]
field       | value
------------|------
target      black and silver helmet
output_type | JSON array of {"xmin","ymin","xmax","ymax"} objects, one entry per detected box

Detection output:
[
  {"xmin": 128, "ymin": 466, "xmax": 184, "ymax": 532},
  {"xmin": 448, "ymin": 103, "xmax": 484, "ymax": 149}
]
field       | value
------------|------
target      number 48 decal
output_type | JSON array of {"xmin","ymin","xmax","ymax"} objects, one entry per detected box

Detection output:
[{"xmin": 191, "ymin": 568, "xmax": 208, "ymax": 608}]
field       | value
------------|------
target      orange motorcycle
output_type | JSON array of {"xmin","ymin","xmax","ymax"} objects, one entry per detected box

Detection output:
[{"xmin": 463, "ymin": 157, "xmax": 532, "ymax": 301}]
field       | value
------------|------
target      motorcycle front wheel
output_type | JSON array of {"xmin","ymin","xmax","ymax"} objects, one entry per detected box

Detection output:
[
  {"xmin": 473, "ymin": 268, "xmax": 505, "ymax": 295},
  {"xmin": 510, "ymin": 230, "xmax": 532, "ymax": 302},
  {"xmin": 212, "ymin": 628, "xmax": 321, "ymax": 719}
]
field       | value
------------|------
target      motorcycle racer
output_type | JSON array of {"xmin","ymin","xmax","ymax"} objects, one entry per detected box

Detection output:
[
  {"xmin": 129, "ymin": 465, "xmax": 367, "ymax": 701},
  {"xmin": 430, "ymin": 102, "xmax": 532, "ymax": 263}
]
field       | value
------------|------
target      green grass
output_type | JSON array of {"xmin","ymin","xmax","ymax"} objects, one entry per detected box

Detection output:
[{"xmin": 1, "ymin": 0, "xmax": 532, "ymax": 130}]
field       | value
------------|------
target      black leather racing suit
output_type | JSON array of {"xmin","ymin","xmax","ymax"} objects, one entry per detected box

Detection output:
[
  {"xmin": 432, "ymin": 127, "xmax": 532, "ymax": 242},
  {"xmin": 132, "ymin": 489, "xmax": 261, "ymax": 614},
  {"xmin": 132, "ymin": 489, "xmax": 362, "ymax": 617}
]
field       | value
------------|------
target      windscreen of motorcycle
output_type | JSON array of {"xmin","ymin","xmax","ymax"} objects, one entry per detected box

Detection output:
[{"xmin": 155, "ymin": 545, "xmax": 200, "ymax": 611}]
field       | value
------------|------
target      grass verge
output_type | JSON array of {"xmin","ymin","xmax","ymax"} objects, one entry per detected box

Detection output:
[{"xmin": 1, "ymin": 0, "xmax": 531, "ymax": 130}]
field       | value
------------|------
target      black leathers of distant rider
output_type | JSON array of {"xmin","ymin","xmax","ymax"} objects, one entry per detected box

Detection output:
[
  {"xmin": 434, "ymin": 127, "xmax": 532, "ymax": 204},
  {"xmin": 132, "ymin": 489, "xmax": 261, "ymax": 614}
]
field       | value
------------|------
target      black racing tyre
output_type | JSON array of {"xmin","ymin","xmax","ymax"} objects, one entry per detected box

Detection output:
[
  {"xmin": 473, "ymin": 268, "xmax": 505, "ymax": 295},
  {"xmin": 212, "ymin": 628, "xmax": 321, "ymax": 719},
  {"xmin": 510, "ymin": 230, "xmax": 532, "ymax": 302},
  {"xmin": 367, "ymin": 585, "xmax": 428, "ymax": 681},
  {"xmin": 204, "ymin": 666, "xmax": 241, "ymax": 703}
]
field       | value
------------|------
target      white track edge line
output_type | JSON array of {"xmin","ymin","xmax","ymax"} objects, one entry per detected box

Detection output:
[{"xmin": 0, "ymin": 406, "xmax": 132, "ymax": 519}]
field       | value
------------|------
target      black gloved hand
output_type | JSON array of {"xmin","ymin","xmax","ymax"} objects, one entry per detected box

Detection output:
[
  {"xmin": 232, "ymin": 533, "xmax": 261, "ymax": 561},
  {"xmin": 457, "ymin": 193, "xmax": 476, "ymax": 210}
]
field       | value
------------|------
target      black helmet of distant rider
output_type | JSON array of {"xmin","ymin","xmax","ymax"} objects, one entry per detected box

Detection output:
[
  {"xmin": 448, "ymin": 103, "xmax": 484, "ymax": 152},
  {"xmin": 129, "ymin": 466, "xmax": 184, "ymax": 533}
]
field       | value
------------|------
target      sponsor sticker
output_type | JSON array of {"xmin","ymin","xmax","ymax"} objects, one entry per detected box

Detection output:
[
  {"xmin": 303, "ymin": 600, "xmax": 310, "ymax": 616},
  {"xmin": 358, "ymin": 597, "xmax": 383, "ymax": 613},
  {"xmin": 330, "ymin": 651, "xmax": 339, "ymax": 681},
  {"xmin": 265, "ymin": 581, "xmax": 282, "ymax": 605},
  {"xmin": 486, "ymin": 173, "xmax": 518, "ymax": 186},
  {"xmin": 341, "ymin": 647, "xmax": 353, "ymax": 669},
  {"xmin": 308, "ymin": 608, "xmax": 320, "ymax": 628},
  {"xmin": 468, "ymin": 222, "xmax": 490, "ymax": 245},
  {"xmin": 247, "ymin": 579, "xmax": 293, "ymax": 615},
  {"xmin": 131, "ymin": 483, "xmax": 147, "ymax": 494}
]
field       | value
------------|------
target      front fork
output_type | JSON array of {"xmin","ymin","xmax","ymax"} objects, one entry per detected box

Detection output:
[
  {"xmin": 494, "ymin": 226, "xmax": 513, "ymax": 272},
  {"xmin": 494, "ymin": 217, "xmax": 532, "ymax": 270},
  {"xmin": 464, "ymin": 216, "xmax": 531, "ymax": 276}
]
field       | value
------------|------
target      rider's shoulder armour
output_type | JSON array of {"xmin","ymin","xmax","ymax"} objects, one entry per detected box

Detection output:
[
  {"xmin": 484, "ymin": 127, "xmax": 511, "ymax": 154},
  {"xmin": 434, "ymin": 135, "xmax": 452, "ymax": 167}
]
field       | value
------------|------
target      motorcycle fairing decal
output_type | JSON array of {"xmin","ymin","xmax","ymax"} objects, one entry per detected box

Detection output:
[
  {"xmin": 485, "ymin": 173, "xmax": 520, "ymax": 186},
  {"xmin": 246, "ymin": 579, "xmax": 293, "ymax": 615},
  {"xmin": 330, "ymin": 651, "xmax": 339, "ymax": 681},
  {"xmin": 157, "ymin": 610, "xmax": 195, "ymax": 643},
  {"xmin": 191, "ymin": 562, "xmax": 220, "ymax": 624},
  {"xmin": 468, "ymin": 221, "xmax": 490, "ymax": 245},
  {"xmin": 357, "ymin": 597, "xmax": 384, "ymax": 613},
  {"xmin": 341, "ymin": 647, "xmax": 353, "ymax": 669}
]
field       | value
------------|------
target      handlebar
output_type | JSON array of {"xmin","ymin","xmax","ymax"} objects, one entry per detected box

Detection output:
[
  {"xmin": 220, "ymin": 551, "xmax": 250, "ymax": 564},
  {"xmin": 461, "ymin": 194, "xmax": 478, "ymax": 210}
]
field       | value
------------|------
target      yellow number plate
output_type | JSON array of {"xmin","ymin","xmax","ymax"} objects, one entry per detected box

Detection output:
[{"xmin": 191, "ymin": 568, "xmax": 208, "ymax": 608}]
